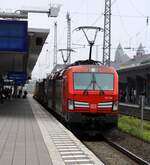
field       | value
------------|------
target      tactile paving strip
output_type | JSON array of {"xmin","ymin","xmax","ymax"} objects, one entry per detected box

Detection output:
[{"xmin": 51, "ymin": 134, "xmax": 94, "ymax": 165}]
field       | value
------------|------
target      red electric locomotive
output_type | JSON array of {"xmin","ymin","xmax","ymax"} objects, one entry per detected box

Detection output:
[
  {"xmin": 46, "ymin": 61, "xmax": 118, "ymax": 130},
  {"xmin": 36, "ymin": 26, "xmax": 119, "ymax": 131}
]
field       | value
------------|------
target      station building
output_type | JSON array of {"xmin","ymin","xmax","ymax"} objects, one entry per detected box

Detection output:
[
  {"xmin": 112, "ymin": 43, "xmax": 150, "ymax": 105},
  {"xmin": 0, "ymin": 12, "xmax": 49, "ymax": 101}
]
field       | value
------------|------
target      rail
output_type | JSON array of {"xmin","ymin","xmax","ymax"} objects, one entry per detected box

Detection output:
[{"xmin": 105, "ymin": 138, "xmax": 150, "ymax": 165}]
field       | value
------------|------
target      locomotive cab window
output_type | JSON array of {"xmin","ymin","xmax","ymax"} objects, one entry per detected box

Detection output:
[
  {"xmin": 74, "ymin": 73, "xmax": 114, "ymax": 90},
  {"xmin": 74, "ymin": 73, "xmax": 93, "ymax": 90},
  {"xmin": 94, "ymin": 73, "xmax": 114, "ymax": 90}
]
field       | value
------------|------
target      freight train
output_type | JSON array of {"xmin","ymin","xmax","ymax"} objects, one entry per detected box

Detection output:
[{"xmin": 34, "ymin": 60, "xmax": 119, "ymax": 131}]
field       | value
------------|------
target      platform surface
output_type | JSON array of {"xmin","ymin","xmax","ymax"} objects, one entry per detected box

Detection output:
[
  {"xmin": 0, "ymin": 97, "xmax": 52, "ymax": 165},
  {"xmin": 0, "ymin": 96, "xmax": 104, "ymax": 165}
]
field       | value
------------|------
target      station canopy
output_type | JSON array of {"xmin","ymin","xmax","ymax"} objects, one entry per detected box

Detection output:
[{"xmin": 0, "ymin": 20, "xmax": 49, "ymax": 80}]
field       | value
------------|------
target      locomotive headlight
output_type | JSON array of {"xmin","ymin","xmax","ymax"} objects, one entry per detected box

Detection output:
[
  {"xmin": 113, "ymin": 101, "xmax": 118, "ymax": 111},
  {"xmin": 68, "ymin": 100, "xmax": 74, "ymax": 110}
]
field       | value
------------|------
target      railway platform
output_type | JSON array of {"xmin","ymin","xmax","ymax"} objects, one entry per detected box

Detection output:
[{"xmin": 0, "ymin": 96, "xmax": 104, "ymax": 165}]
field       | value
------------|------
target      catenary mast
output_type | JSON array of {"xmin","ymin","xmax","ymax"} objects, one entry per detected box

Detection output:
[
  {"xmin": 66, "ymin": 12, "xmax": 71, "ymax": 64},
  {"xmin": 53, "ymin": 22, "xmax": 57, "ymax": 67},
  {"xmin": 103, "ymin": 0, "xmax": 111, "ymax": 66}
]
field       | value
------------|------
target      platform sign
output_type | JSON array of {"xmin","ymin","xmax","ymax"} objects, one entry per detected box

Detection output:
[
  {"xmin": 0, "ymin": 20, "xmax": 28, "ymax": 52},
  {"xmin": 7, "ymin": 72, "xmax": 27, "ymax": 86}
]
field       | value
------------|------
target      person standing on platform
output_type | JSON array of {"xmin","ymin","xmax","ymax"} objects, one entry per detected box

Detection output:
[
  {"xmin": 23, "ymin": 90, "xmax": 28, "ymax": 98},
  {"xmin": 18, "ymin": 89, "xmax": 22, "ymax": 98}
]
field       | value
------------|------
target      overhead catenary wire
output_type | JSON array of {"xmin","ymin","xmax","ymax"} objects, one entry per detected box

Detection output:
[
  {"xmin": 127, "ymin": 0, "xmax": 150, "ymax": 50},
  {"xmin": 71, "ymin": 0, "xmax": 149, "ymax": 45},
  {"xmin": 61, "ymin": 11, "xmax": 149, "ymax": 19},
  {"xmin": 112, "ymin": 0, "xmax": 150, "ymax": 53},
  {"xmin": 115, "ymin": 1, "xmax": 130, "ymax": 37},
  {"xmin": 63, "ymin": 1, "xmax": 150, "ymax": 47},
  {"xmin": 129, "ymin": 0, "xmax": 145, "ymax": 17},
  {"xmin": 73, "ymin": 0, "xmax": 118, "ymax": 46},
  {"xmin": 112, "ymin": 14, "xmax": 149, "ymax": 18},
  {"xmin": 56, "ymin": 0, "xmax": 150, "ymax": 65}
]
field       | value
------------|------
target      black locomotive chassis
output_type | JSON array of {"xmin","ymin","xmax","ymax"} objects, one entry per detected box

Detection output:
[{"xmin": 62, "ymin": 111, "xmax": 118, "ymax": 130}]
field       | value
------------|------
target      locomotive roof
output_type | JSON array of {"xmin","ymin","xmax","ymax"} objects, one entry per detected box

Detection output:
[
  {"xmin": 49, "ymin": 65, "xmax": 115, "ymax": 80},
  {"xmin": 67, "ymin": 65, "xmax": 116, "ymax": 73},
  {"xmin": 48, "ymin": 60, "xmax": 116, "ymax": 80}
]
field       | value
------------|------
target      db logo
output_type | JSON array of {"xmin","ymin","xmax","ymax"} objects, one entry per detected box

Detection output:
[{"xmin": 90, "ymin": 104, "xmax": 97, "ymax": 109}]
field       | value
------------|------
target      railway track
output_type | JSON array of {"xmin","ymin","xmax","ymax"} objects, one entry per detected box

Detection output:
[
  {"xmin": 36, "ymin": 98, "xmax": 150, "ymax": 164},
  {"xmin": 105, "ymin": 138, "xmax": 150, "ymax": 165},
  {"xmin": 82, "ymin": 136, "xmax": 150, "ymax": 165},
  {"xmin": 119, "ymin": 102, "xmax": 150, "ymax": 121}
]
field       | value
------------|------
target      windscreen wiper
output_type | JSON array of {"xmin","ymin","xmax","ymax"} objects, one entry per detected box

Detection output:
[
  {"xmin": 93, "ymin": 75, "xmax": 104, "ymax": 95},
  {"xmin": 83, "ymin": 81, "xmax": 93, "ymax": 95}
]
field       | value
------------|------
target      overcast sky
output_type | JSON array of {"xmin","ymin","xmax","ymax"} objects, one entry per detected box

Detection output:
[{"xmin": 1, "ymin": 0, "xmax": 150, "ymax": 78}]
